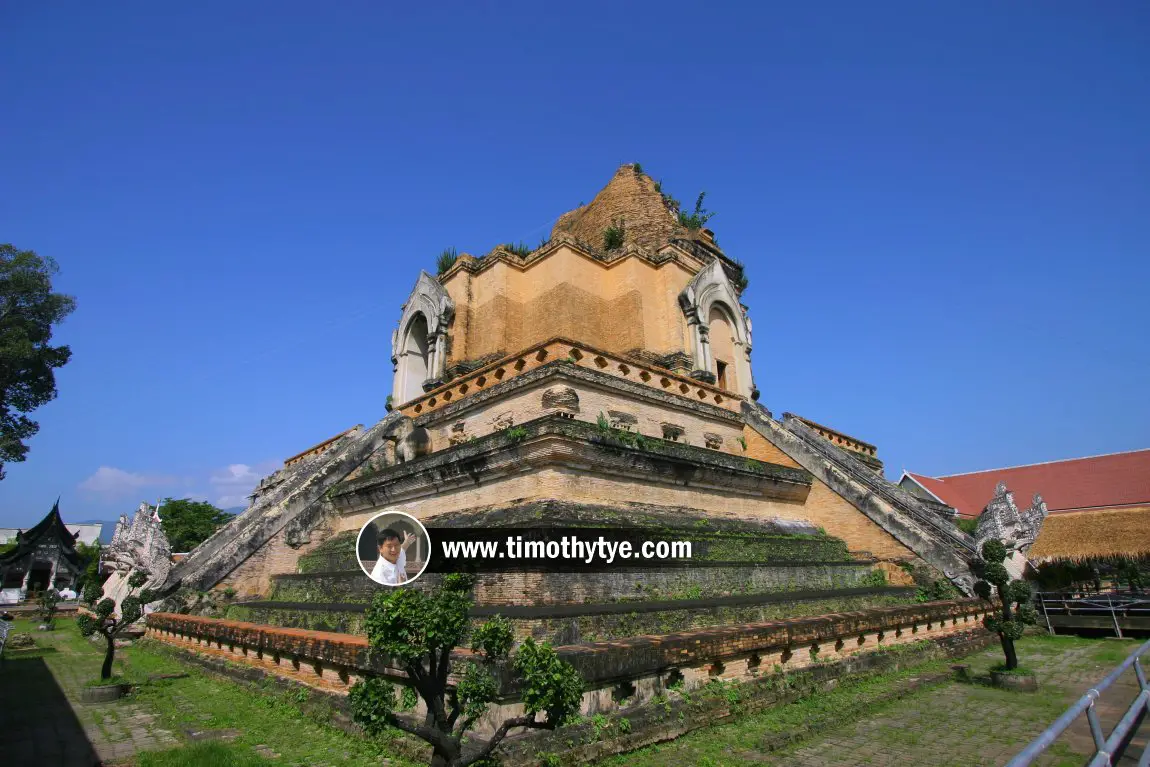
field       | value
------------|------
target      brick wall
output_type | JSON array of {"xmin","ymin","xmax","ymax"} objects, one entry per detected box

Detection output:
[
  {"xmin": 443, "ymin": 241, "xmax": 696, "ymax": 368},
  {"xmin": 146, "ymin": 598, "xmax": 990, "ymax": 737},
  {"xmin": 219, "ymin": 527, "xmax": 332, "ymax": 599}
]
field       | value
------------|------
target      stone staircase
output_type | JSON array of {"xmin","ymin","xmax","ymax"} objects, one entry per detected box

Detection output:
[
  {"xmin": 160, "ymin": 413, "xmax": 403, "ymax": 599},
  {"xmin": 223, "ymin": 508, "xmax": 921, "ymax": 643}
]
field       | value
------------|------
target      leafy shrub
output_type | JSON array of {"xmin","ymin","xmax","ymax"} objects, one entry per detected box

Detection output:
[
  {"xmin": 349, "ymin": 575, "xmax": 583, "ymax": 766},
  {"xmin": 603, "ymin": 219, "xmax": 625, "ymax": 251},
  {"xmin": 975, "ymin": 538, "xmax": 1038, "ymax": 670},
  {"xmin": 678, "ymin": 192, "xmax": 715, "ymax": 230}
]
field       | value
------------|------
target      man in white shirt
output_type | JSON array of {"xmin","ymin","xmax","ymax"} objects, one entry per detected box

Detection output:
[{"xmin": 369, "ymin": 527, "xmax": 415, "ymax": 585}]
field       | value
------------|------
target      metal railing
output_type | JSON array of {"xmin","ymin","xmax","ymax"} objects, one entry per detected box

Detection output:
[
  {"xmin": 1037, "ymin": 592, "xmax": 1150, "ymax": 639},
  {"xmin": 1005, "ymin": 637, "xmax": 1150, "ymax": 767}
]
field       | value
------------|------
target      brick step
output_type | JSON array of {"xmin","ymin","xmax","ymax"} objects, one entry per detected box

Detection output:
[
  {"xmin": 268, "ymin": 561, "xmax": 889, "ymax": 606},
  {"xmin": 227, "ymin": 586, "xmax": 916, "ymax": 642}
]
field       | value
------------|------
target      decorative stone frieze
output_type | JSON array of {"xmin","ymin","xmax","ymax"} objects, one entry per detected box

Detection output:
[
  {"xmin": 540, "ymin": 386, "xmax": 580, "ymax": 414},
  {"xmin": 607, "ymin": 410, "xmax": 636, "ymax": 430}
]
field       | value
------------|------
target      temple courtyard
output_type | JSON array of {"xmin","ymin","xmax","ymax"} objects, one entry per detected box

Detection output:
[{"xmin": 3, "ymin": 618, "xmax": 1146, "ymax": 767}]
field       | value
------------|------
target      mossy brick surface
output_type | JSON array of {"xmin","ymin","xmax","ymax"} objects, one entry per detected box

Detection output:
[
  {"xmin": 270, "ymin": 560, "xmax": 881, "ymax": 607},
  {"xmin": 229, "ymin": 586, "xmax": 916, "ymax": 642}
]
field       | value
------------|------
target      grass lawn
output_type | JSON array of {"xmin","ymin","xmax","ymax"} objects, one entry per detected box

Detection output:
[
  {"xmin": 3, "ymin": 616, "xmax": 420, "ymax": 767},
  {"xmin": 137, "ymin": 741, "xmax": 276, "ymax": 767},
  {"xmin": 119, "ymin": 641, "xmax": 423, "ymax": 767}
]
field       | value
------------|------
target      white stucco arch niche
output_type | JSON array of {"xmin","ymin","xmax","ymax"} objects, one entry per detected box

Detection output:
[
  {"xmin": 678, "ymin": 259, "xmax": 756, "ymax": 399},
  {"xmin": 391, "ymin": 271, "xmax": 455, "ymax": 406}
]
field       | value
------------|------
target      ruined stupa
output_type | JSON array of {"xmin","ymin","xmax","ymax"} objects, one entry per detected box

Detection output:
[{"xmin": 145, "ymin": 166, "xmax": 989, "ymax": 751}]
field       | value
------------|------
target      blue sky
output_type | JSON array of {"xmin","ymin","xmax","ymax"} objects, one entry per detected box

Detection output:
[{"xmin": 1, "ymin": 2, "xmax": 1147, "ymax": 528}]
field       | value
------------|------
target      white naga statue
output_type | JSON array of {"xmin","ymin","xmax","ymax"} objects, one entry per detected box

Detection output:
[
  {"xmin": 102, "ymin": 501, "xmax": 172, "ymax": 610},
  {"xmin": 974, "ymin": 482, "xmax": 1048, "ymax": 580}
]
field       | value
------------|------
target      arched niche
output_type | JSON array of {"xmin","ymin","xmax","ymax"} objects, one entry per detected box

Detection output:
[
  {"xmin": 707, "ymin": 304, "xmax": 739, "ymax": 392},
  {"xmin": 678, "ymin": 259, "xmax": 754, "ymax": 398},
  {"xmin": 391, "ymin": 271, "xmax": 455, "ymax": 406},
  {"xmin": 396, "ymin": 312, "xmax": 430, "ymax": 403}
]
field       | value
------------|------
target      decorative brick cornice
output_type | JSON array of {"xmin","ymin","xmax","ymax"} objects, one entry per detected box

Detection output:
[
  {"xmin": 401, "ymin": 337, "xmax": 741, "ymax": 421},
  {"xmin": 413, "ymin": 358, "xmax": 742, "ymax": 429},
  {"xmin": 329, "ymin": 414, "xmax": 813, "ymax": 512}
]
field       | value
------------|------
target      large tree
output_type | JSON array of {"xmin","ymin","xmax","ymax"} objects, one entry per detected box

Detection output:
[
  {"xmin": 155, "ymin": 497, "xmax": 233, "ymax": 552},
  {"xmin": 0, "ymin": 244, "xmax": 76, "ymax": 480}
]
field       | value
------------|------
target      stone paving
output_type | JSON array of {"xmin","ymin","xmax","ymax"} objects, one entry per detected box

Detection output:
[
  {"xmin": 763, "ymin": 640, "xmax": 1148, "ymax": 767},
  {"xmin": 0, "ymin": 622, "xmax": 179, "ymax": 766}
]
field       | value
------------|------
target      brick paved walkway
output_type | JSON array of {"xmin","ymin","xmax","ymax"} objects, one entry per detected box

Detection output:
[
  {"xmin": 764, "ymin": 640, "xmax": 1148, "ymax": 767},
  {"xmin": 1, "ymin": 622, "xmax": 179, "ymax": 766}
]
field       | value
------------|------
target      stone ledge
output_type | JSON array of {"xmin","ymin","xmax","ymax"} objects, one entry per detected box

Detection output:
[
  {"xmin": 143, "ymin": 615, "xmax": 994, "ymax": 763},
  {"xmin": 146, "ymin": 598, "xmax": 988, "ymax": 693},
  {"xmin": 331, "ymin": 414, "xmax": 813, "ymax": 512},
  {"xmin": 501, "ymin": 627, "xmax": 996, "ymax": 766},
  {"xmin": 234, "ymin": 586, "xmax": 916, "ymax": 620}
]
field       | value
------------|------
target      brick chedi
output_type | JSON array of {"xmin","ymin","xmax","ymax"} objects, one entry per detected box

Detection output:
[{"xmin": 147, "ymin": 165, "xmax": 985, "ymax": 749}]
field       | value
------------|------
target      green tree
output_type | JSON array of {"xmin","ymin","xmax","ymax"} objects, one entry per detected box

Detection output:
[
  {"xmin": 75, "ymin": 540, "xmax": 106, "ymax": 590},
  {"xmin": 0, "ymin": 244, "xmax": 77, "ymax": 480},
  {"xmin": 973, "ymin": 539, "xmax": 1038, "ymax": 670},
  {"xmin": 37, "ymin": 586, "xmax": 60, "ymax": 629},
  {"xmin": 156, "ymin": 498, "xmax": 232, "ymax": 552},
  {"xmin": 77, "ymin": 570, "xmax": 155, "ymax": 679},
  {"xmin": 349, "ymin": 574, "xmax": 584, "ymax": 767}
]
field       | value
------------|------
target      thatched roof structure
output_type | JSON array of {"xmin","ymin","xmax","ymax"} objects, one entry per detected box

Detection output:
[{"xmin": 1028, "ymin": 506, "xmax": 1150, "ymax": 563}]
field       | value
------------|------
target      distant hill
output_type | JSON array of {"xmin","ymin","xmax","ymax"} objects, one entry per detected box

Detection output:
[{"xmin": 224, "ymin": 507, "xmax": 246, "ymax": 516}]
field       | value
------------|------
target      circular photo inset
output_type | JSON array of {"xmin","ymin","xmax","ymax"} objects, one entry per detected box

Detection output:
[{"xmin": 356, "ymin": 511, "xmax": 431, "ymax": 586}]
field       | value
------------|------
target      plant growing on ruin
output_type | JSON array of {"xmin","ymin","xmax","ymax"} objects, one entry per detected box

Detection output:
[
  {"xmin": 603, "ymin": 219, "xmax": 625, "ymax": 251},
  {"xmin": 973, "ymin": 539, "xmax": 1038, "ymax": 670},
  {"xmin": 678, "ymin": 192, "xmax": 715, "ymax": 230},
  {"xmin": 349, "ymin": 574, "xmax": 584, "ymax": 767},
  {"xmin": 436, "ymin": 247, "xmax": 459, "ymax": 276},
  {"xmin": 732, "ymin": 258, "xmax": 749, "ymax": 292},
  {"xmin": 77, "ymin": 569, "xmax": 155, "ymax": 680},
  {"xmin": 503, "ymin": 242, "xmax": 532, "ymax": 258}
]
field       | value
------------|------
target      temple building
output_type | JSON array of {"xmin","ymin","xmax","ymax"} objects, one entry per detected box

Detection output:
[
  {"xmin": 0, "ymin": 501, "xmax": 86, "ymax": 600},
  {"xmin": 901, "ymin": 448, "xmax": 1150, "ymax": 563},
  {"xmin": 140, "ymin": 165, "xmax": 994, "ymax": 747}
]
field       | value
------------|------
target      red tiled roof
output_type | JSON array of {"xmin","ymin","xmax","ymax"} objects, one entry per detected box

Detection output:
[{"xmin": 905, "ymin": 449, "xmax": 1150, "ymax": 519}]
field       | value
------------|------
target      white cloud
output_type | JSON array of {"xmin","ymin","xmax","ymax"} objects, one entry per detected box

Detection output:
[
  {"xmin": 78, "ymin": 467, "xmax": 179, "ymax": 499},
  {"xmin": 208, "ymin": 461, "xmax": 279, "ymax": 509}
]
